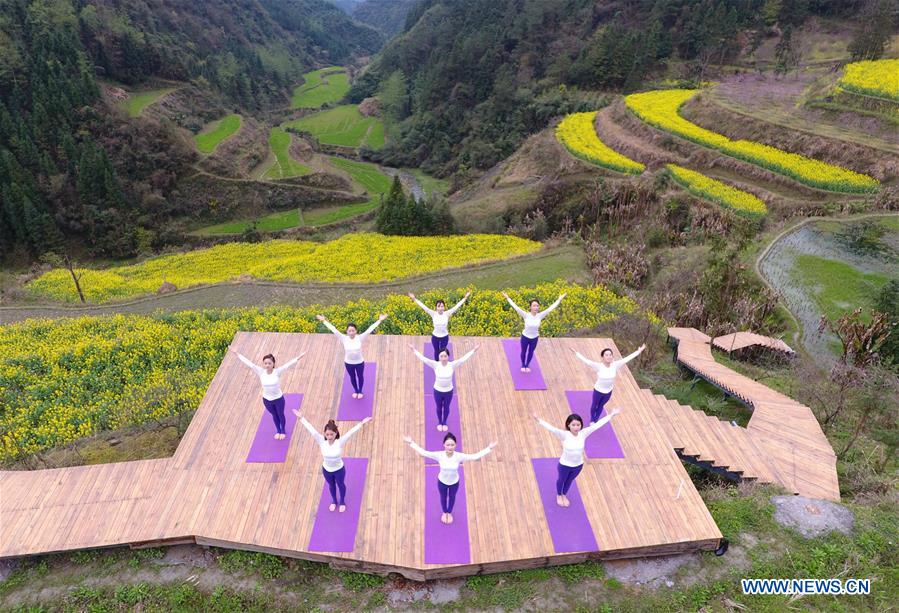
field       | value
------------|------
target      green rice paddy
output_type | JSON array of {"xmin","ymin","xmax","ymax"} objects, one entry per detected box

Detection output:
[
  {"xmin": 120, "ymin": 88, "xmax": 175, "ymax": 117},
  {"xmin": 291, "ymin": 67, "xmax": 351, "ymax": 109},
  {"xmin": 194, "ymin": 114, "xmax": 242, "ymax": 154},
  {"xmin": 263, "ymin": 128, "xmax": 312, "ymax": 179},
  {"xmin": 284, "ymin": 105, "xmax": 385, "ymax": 149}
]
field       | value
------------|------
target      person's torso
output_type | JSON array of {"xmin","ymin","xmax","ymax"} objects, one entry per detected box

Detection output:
[
  {"xmin": 436, "ymin": 452, "xmax": 462, "ymax": 484},
  {"xmin": 433, "ymin": 362, "xmax": 454, "ymax": 391},
  {"xmin": 432, "ymin": 312, "xmax": 450, "ymax": 337},
  {"xmin": 258, "ymin": 371, "xmax": 282, "ymax": 399},
  {"xmin": 343, "ymin": 336, "xmax": 363, "ymax": 362}
]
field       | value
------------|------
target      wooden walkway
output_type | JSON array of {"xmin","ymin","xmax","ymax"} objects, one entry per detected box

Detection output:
[
  {"xmin": 0, "ymin": 333, "xmax": 723, "ymax": 579},
  {"xmin": 666, "ymin": 328, "xmax": 839, "ymax": 501},
  {"xmin": 712, "ymin": 332, "xmax": 794, "ymax": 356}
]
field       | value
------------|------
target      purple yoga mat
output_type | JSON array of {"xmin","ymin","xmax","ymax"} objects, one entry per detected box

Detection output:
[
  {"xmin": 336, "ymin": 363, "xmax": 377, "ymax": 421},
  {"xmin": 501, "ymin": 338, "xmax": 547, "ymax": 390},
  {"xmin": 531, "ymin": 458, "xmax": 599, "ymax": 553},
  {"xmin": 424, "ymin": 465, "xmax": 471, "ymax": 564},
  {"xmin": 308, "ymin": 457, "xmax": 369, "ymax": 552},
  {"xmin": 565, "ymin": 391, "xmax": 625, "ymax": 459},
  {"xmin": 423, "ymin": 342, "xmax": 454, "ymax": 389},
  {"xmin": 246, "ymin": 393, "xmax": 302, "ymax": 463},
  {"xmin": 424, "ymin": 394, "xmax": 462, "ymax": 461}
]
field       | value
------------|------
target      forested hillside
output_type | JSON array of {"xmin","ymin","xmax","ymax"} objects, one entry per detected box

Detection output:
[
  {"xmin": 0, "ymin": 0, "xmax": 383, "ymax": 260},
  {"xmin": 356, "ymin": 0, "xmax": 874, "ymax": 175},
  {"xmin": 352, "ymin": 0, "xmax": 420, "ymax": 36}
]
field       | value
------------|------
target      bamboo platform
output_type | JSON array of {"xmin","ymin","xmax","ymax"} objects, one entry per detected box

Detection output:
[
  {"xmin": 712, "ymin": 332, "xmax": 794, "ymax": 356},
  {"xmin": 667, "ymin": 328, "xmax": 839, "ymax": 502},
  {"xmin": 0, "ymin": 333, "xmax": 724, "ymax": 579}
]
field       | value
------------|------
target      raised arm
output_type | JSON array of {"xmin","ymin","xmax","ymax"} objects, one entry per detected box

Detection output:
[
  {"xmin": 582, "ymin": 409, "xmax": 620, "ymax": 437},
  {"xmin": 411, "ymin": 347, "xmax": 439, "ymax": 369},
  {"xmin": 338, "ymin": 417, "xmax": 370, "ymax": 446},
  {"xmin": 451, "ymin": 348, "xmax": 477, "ymax": 369},
  {"xmin": 274, "ymin": 353, "xmax": 304, "ymax": 374},
  {"xmin": 574, "ymin": 351, "xmax": 601, "ymax": 370},
  {"xmin": 358, "ymin": 314, "xmax": 387, "ymax": 340},
  {"xmin": 411, "ymin": 296, "xmax": 436, "ymax": 317},
  {"xmin": 537, "ymin": 293, "xmax": 565, "ymax": 319},
  {"xmin": 407, "ymin": 440, "xmax": 441, "ymax": 461},
  {"xmin": 320, "ymin": 319, "xmax": 344, "ymax": 339},
  {"xmin": 299, "ymin": 417, "xmax": 325, "ymax": 444},
  {"xmin": 458, "ymin": 443, "xmax": 495, "ymax": 462},
  {"xmin": 613, "ymin": 344, "xmax": 646, "ymax": 369},
  {"xmin": 503, "ymin": 293, "xmax": 528, "ymax": 317},
  {"xmin": 446, "ymin": 292, "xmax": 470, "ymax": 316},
  {"xmin": 536, "ymin": 417, "xmax": 568, "ymax": 441},
  {"xmin": 235, "ymin": 351, "xmax": 264, "ymax": 375}
]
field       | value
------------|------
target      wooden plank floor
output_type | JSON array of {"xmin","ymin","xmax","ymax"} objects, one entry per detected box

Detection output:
[
  {"xmin": 667, "ymin": 328, "xmax": 839, "ymax": 502},
  {"xmin": 0, "ymin": 333, "xmax": 723, "ymax": 578}
]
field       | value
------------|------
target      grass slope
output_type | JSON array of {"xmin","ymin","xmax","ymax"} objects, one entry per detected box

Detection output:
[
  {"xmin": 263, "ymin": 128, "xmax": 312, "ymax": 179},
  {"xmin": 120, "ymin": 87, "xmax": 175, "ymax": 117},
  {"xmin": 194, "ymin": 114, "xmax": 242, "ymax": 154},
  {"xmin": 291, "ymin": 67, "xmax": 351, "ymax": 109},
  {"xmin": 791, "ymin": 254, "xmax": 893, "ymax": 321},
  {"xmin": 285, "ymin": 105, "xmax": 385, "ymax": 149}
]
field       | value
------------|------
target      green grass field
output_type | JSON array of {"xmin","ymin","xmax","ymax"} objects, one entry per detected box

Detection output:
[
  {"xmin": 194, "ymin": 114, "xmax": 242, "ymax": 154},
  {"xmin": 120, "ymin": 88, "xmax": 175, "ymax": 117},
  {"xmin": 405, "ymin": 168, "xmax": 450, "ymax": 197},
  {"xmin": 291, "ymin": 67, "xmax": 350, "ymax": 109},
  {"xmin": 791, "ymin": 254, "xmax": 894, "ymax": 321},
  {"xmin": 263, "ymin": 128, "xmax": 312, "ymax": 179},
  {"xmin": 327, "ymin": 156, "xmax": 392, "ymax": 194},
  {"xmin": 284, "ymin": 105, "xmax": 385, "ymax": 149}
]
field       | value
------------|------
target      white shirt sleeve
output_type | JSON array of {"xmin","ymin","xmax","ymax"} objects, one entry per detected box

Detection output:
[
  {"xmin": 299, "ymin": 417, "xmax": 325, "ymax": 444},
  {"xmin": 537, "ymin": 419, "xmax": 568, "ymax": 441},
  {"xmin": 582, "ymin": 413, "xmax": 614, "ymax": 437},
  {"xmin": 575, "ymin": 352, "xmax": 601, "ymax": 370},
  {"xmin": 450, "ymin": 349, "xmax": 476, "ymax": 369},
  {"xmin": 446, "ymin": 295, "xmax": 468, "ymax": 316},
  {"xmin": 413, "ymin": 349, "xmax": 438, "ymax": 369},
  {"xmin": 537, "ymin": 295, "xmax": 564, "ymax": 319},
  {"xmin": 321, "ymin": 320, "xmax": 345, "ymax": 339},
  {"xmin": 339, "ymin": 421, "xmax": 365, "ymax": 446},
  {"xmin": 457, "ymin": 446, "xmax": 492, "ymax": 461},
  {"xmin": 613, "ymin": 348, "xmax": 643, "ymax": 369},
  {"xmin": 505, "ymin": 296, "xmax": 528, "ymax": 318},
  {"xmin": 358, "ymin": 318, "xmax": 383, "ymax": 340},
  {"xmin": 236, "ymin": 352, "xmax": 264, "ymax": 375},
  {"xmin": 413, "ymin": 298, "xmax": 437, "ymax": 317},
  {"xmin": 409, "ymin": 441, "xmax": 441, "ymax": 461},
  {"xmin": 274, "ymin": 356, "xmax": 301, "ymax": 374}
]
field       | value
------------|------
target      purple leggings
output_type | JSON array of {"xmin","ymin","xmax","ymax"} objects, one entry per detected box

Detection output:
[
  {"xmin": 323, "ymin": 466, "xmax": 347, "ymax": 505},
  {"xmin": 590, "ymin": 389, "xmax": 613, "ymax": 423},
  {"xmin": 520, "ymin": 335, "xmax": 538, "ymax": 367},
  {"xmin": 345, "ymin": 362, "xmax": 364, "ymax": 394},
  {"xmin": 262, "ymin": 396, "xmax": 286, "ymax": 434},
  {"xmin": 437, "ymin": 479, "xmax": 460, "ymax": 513},
  {"xmin": 434, "ymin": 389, "xmax": 453, "ymax": 425},
  {"xmin": 556, "ymin": 463, "xmax": 583, "ymax": 495}
]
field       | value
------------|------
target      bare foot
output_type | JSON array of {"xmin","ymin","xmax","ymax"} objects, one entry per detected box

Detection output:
[
  {"xmin": 520, "ymin": 367, "xmax": 527, "ymax": 372},
  {"xmin": 329, "ymin": 503, "xmax": 336, "ymax": 512},
  {"xmin": 339, "ymin": 505, "xmax": 346, "ymax": 513},
  {"xmin": 440, "ymin": 513, "xmax": 448, "ymax": 524},
  {"xmin": 446, "ymin": 513, "xmax": 454, "ymax": 524},
  {"xmin": 525, "ymin": 367, "xmax": 531, "ymax": 372},
  {"xmin": 358, "ymin": 393, "xmax": 364, "ymax": 399},
  {"xmin": 436, "ymin": 424, "xmax": 443, "ymax": 431},
  {"xmin": 562, "ymin": 496, "xmax": 571, "ymax": 507},
  {"xmin": 273, "ymin": 433, "xmax": 280, "ymax": 439},
  {"xmin": 556, "ymin": 495, "xmax": 565, "ymax": 507}
]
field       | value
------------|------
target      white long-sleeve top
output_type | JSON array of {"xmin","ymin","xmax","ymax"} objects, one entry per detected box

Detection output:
[
  {"xmin": 413, "ymin": 348, "xmax": 475, "ymax": 392},
  {"xmin": 409, "ymin": 442, "xmax": 492, "ymax": 485},
  {"xmin": 413, "ymin": 296, "xmax": 467, "ymax": 338},
  {"xmin": 236, "ymin": 353, "xmax": 300, "ymax": 400},
  {"xmin": 322, "ymin": 319, "xmax": 382, "ymax": 364},
  {"xmin": 300, "ymin": 417, "xmax": 365, "ymax": 472},
  {"xmin": 506, "ymin": 295, "xmax": 563, "ymax": 339},
  {"xmin": 575, "ymin": 348, "xmax": 643, "ymax": 393},
  {"xmin": 537, "ymin": 415, "xmax": 614, "ymax": 467}
]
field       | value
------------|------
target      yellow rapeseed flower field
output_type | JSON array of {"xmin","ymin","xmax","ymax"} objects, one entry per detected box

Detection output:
[
  {"xmin": 0, "ymin": 282, "xmax": 658, "ymax": 463},
  {"xmin": 555, "ymin": 112, "xmax": 645, "ymax": 174},
  {"xmin": 27, "ymin": 234, "xmax": 542, "ymax": 303},
  {"xmin": 625, "ymin": 89, "xmax": 880, "ymax": 193},
  {"xmin": 666, "ymin": 164, "xmax": 768, "ymax": 217},
  {"xmin": 839, "ymin": 59, "xmax": 899, "ymax": 102}
]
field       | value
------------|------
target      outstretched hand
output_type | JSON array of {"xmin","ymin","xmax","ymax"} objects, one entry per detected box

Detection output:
[
  {"xmin": 292, "ymin": 409, "xmax": 302, "ymax": 419},
  {"xmin": 464, "ymin": 291, "xmax": 471, "ymax": 298},
  {"xmin": 501, "ymin": 291, "xmax": 509, "ymax": 299},
  {"xmin": 560, "ymin": 292, "xmax": 567, "ymax": 299},
  {"xmin": 379, "ymin": 313, "xmax": 389, "ymax": 321},
  {"xmin": 638, "ymin": 343, "xmax": 646, "ymax": 352},
  {"xmin": 609, "ymin": 408, "xmax": 622, "ymax": 417},
  {"xmin": 532, "ymin": 412, "xmax": 540, "ymax": 421},
  {"xmin": 316, "ymin": 314, "xmax": 326, "ymax": 322},
  {"xmin": 488, "ymin": 441, "xmax": 498, "ymax": 449},
  {"xmin": 402, "ymin": 435, "xmax": 412, "ymax": 444},
  {"xmin": 361, "ymin": 416, "xmax": 373, "ymax": 425},
  {"xmin": 407, "ymin": 292, "xmax": 415, "ymax": 299}
]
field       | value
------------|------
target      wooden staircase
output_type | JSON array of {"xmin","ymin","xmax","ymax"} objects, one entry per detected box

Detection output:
[{"xmin": 639, "ymin": 389, "xmax": 786, "ymax": 488}]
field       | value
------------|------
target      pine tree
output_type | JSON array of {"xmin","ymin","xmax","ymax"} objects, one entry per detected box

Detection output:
[{"xmin": 376, "ymin": 175, "xmax": 408, "ymax": 234}]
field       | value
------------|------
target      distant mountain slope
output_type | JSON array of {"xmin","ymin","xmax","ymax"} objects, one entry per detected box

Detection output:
[
  {"xmin": 352, "ymin": 0, "xmax": 420, "ymax": 36},
  {"xmin": 327, "ymin": 0, "xmax": 362, "ymax": 14}
]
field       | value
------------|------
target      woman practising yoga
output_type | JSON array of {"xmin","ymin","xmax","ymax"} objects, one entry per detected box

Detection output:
[
  {"xmin": 403, "ymin": 433, "xmax": 497, "ymax": 524},
  {"xmin": 408, "ymin": 291, "xmax": 471, "ymax": 358},
  {"xmin": 502, "ymin": 292, "xmax": 566, "ymax": 372},
  {"xmin": 232, "ymin": 348, "xmax": 306, "ymax": 440},
  {"xmin": 317, "ymin": 313, "xmax": 388, "ymax": 399},
  {"xmin": 533, "ymin": 410, "xmax": 621, "ymax": 507},
  {"xmin": 295, "ymin": 411, "xmax": 372, "ymax": 513},
  {"xmin": 410, "ymin": 344, "xmax": 479, "ymax": 431},
  {"xmin": 573, "ymin": 344, "xmax": 645, "ymax": 423}
]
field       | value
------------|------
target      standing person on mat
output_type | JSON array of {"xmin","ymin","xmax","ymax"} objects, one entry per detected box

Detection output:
[
  {"xmin": 409, "ymin": 344, "xmax": 479, "ymax": 432},
  {"xmin": 533, "ymin": 410, "xmax": 621, "ymax": 507},
  {"xmin": 295, "ymin": 411, "xmax": 371, "ymax": 513},
  {"xmin": 403, "ymin": 433, "xmax": 497, "ymax": 524},
  {"xmin": 408, "ymin": 291, "xmax": 471, "ymax": 358},
  {"xmin": 317, "ymin": 313, "xmax": 388, "ymax": 399},
  {"xmin": 502, "ymin": 292, "xmax": 566, "ymax": 372},
  {"xmin": 573, "ymin": 344, "xmax": 645, "ymax": 423},
  {"xmin": 231, "ymin": 348, "xmax": 306, "ymax": 440}
]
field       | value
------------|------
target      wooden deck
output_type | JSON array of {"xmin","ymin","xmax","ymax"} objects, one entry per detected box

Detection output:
[
  {"xmin": 0, "ymin": 333, "xmax": 724, "ymax": 579},
  {"xmin": 712, "ymin": 332, "xmax": 794, "ymax": 356},
  {"xmin": 667, "ymin": 328, "xmax": 839, "ymax": 502}
]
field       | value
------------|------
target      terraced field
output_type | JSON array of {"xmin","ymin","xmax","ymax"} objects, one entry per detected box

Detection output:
[
  {"xmin": 291, "ymin": 67, "xmax": 351, "ymax": 109},
  {"xmin": 284, "ymin": 104, "xmax": 385, "ymax": 149},
  {"xmin": 120, "ymin": 87, "xmax": 176, "ymax": 117},
  {"xmin": 263, "ymin": 128, "xmax": 312, "ymax": 179},
  {"xmin": 194, "ymin": 114, "xmax": 242, "ymax": 154}
]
